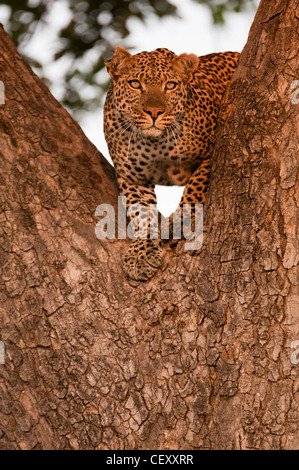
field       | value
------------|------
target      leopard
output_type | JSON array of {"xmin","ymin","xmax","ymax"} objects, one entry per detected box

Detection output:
[{"xmin": 104, "ymin": 46, "xmax": 239, "ymax": 281}]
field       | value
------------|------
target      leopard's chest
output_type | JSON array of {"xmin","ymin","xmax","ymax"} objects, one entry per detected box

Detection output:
[{"xmin": 113, "ymin": 132, "xmax": 193, "ymax": 185}]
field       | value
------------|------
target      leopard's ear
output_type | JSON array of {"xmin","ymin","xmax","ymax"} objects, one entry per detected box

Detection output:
[
  {"xmin": 172, "ymin": 53, "xmax": 199, "ymax": 81},
  {"xmin": 105, "ymin": 46, "xmax": 132, "ymax": 79}
]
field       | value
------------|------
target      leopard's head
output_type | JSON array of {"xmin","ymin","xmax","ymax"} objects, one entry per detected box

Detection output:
[{"xmin": 105, "ymin": 47, "xmax": 199, "ymax": 138}]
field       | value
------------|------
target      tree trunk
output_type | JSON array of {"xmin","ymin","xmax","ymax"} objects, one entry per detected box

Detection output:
[{"xmin": 0, "ymin": 0, "xmax": 298, "ymax": 450}]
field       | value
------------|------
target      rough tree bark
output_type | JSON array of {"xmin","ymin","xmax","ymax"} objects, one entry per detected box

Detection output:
[{"xmin": 0, "ymin": 0, "xmax": 298, "ymax": 450}]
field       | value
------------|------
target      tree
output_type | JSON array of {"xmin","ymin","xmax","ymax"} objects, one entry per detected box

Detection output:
[{"xmin": 0, "ymin": 0, "xmax": 298, "ymax": 450}]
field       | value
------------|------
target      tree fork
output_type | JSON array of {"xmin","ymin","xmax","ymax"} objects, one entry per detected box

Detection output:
[{"xmin": 0, "ymin": 0, "xmax": 298, "ymax": 450}]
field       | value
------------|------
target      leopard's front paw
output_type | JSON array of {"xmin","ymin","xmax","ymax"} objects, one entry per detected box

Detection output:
[{"xmin": 123, "ymin": 239, "xmax": 163, "ymax": 281}]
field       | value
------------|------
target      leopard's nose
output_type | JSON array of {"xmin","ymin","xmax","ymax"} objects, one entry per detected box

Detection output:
[{"xmin": 143, "ymin": 107, "xmax": 164, "ymax": 120}]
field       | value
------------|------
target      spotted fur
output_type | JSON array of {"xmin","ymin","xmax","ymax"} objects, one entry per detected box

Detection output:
[{"xmin": 104, "ymin": 47, "xmax": 239, "ymax": 280}]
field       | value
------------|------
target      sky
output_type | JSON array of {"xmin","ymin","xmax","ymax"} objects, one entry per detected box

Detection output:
[{"xmin": 0, "ymin": 0, "xmax": 258, "ymax": 216}]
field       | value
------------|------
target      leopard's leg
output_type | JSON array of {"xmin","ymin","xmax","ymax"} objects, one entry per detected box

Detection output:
[
  {"xmin": 168, "ymin": 158, "xmax": 210, "ymax": 240},
  {"xmin": 181, "ymin": 157, "xmax": 210, "ymax": 206},
  {"xmin": 118, "ymin": 181, "xmax": 163, "ymax": 281}
]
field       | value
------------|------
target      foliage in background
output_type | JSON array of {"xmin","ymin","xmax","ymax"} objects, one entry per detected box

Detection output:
[
  {"xmin": 0, "ymin": 0, "xmax": 257, "ymax": 117},
  {"xmin": 194, "ymin": 0, "xmax": 256, "ymax": 24}
]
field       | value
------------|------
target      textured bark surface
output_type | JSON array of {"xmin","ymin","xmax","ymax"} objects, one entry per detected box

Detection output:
[{"xmin": 0, "ymin": 0, "xmax": 298, "ymax": 450}]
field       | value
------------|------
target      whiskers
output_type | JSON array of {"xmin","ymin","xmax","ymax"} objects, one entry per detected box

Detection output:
[
  {"xmin": 105, "ymin": 120, "xmax": 132, "ymax": 145},
  {"xmin": 167, "ymin": 123, "xmax": 184, "ymax": 167},
  {"xmin": 105, "ymin": 116, "xmax": 144, "ymax": 154},
  {"xmin": 127, "ymin": 125, "xmax": 140, "ymax": 154},
  {"xmin": 104, "ymin": 115, "xmax": 216, "ymax": 169},
  {"xmin": 166, "ymin": 118, "xmax": 217, "ymax": 166}
]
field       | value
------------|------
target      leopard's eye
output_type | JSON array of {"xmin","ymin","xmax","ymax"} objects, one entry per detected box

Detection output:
[
  {"xmin": 165, "ymin": 81, "xmax": 178, "ymax": 91},
  {"xmin": 128, "ymin": 80, "xmax": 142, "ymax": 90}
]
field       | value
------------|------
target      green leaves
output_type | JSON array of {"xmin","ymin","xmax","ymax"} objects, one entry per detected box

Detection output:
[{"xmin": 194, "ymin": 0, "xmax": 257, "ymax": 25}]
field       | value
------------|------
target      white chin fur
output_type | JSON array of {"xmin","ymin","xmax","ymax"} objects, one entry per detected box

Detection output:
[{"xmin": 141, "ymin": 127, "xmax": 164, "ymax": 138}]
